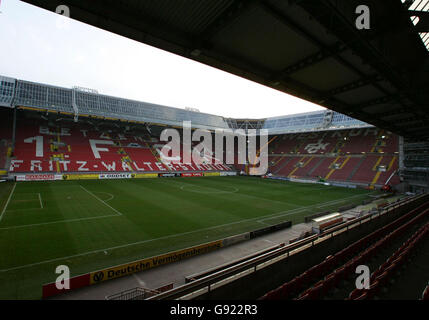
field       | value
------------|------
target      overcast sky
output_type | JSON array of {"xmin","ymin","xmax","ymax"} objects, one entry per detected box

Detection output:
[{"xmin": 0, "ymin": 0, "xmax": 325, "ymax": 119}]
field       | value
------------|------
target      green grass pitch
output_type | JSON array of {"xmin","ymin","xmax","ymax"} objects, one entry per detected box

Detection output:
[{"xmin": 0, "ymin": 176, "xmax": 377, "ymax": 299}]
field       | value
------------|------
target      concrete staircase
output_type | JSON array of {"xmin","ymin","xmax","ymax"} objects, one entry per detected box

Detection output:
[
  {"xmin": 347, "ymin": 156, "xmax": 366, "ymax": 181},
  {"xmin": 307, "ymin": 157, "xmax": 325, "ymax": 177}
]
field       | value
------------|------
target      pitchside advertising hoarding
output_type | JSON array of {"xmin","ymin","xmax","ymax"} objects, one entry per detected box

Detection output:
[
  {"xmin": 62, "ymin": 174, "xmax": 100, "ymax": 180},
  {"xmin": 16, "ymin": 171, "xmax": 235, "ymax": 182},
  {"xmin": 42, "ymin": 240, "xmax": 223, "ymax": 298},
  {"xmin": 99, "ymin": 173, "xmax": 133, "ymax": 179},
  {"xmin": 182, "ymin": 172, "xmax": 204, "ymax": 177},
  {"xmin": 134, "ymin": 173, "xmax": 159, "ymax": 179},
  {"xmin": 16, "ymin": 174, "xmax": 63, "ymax": 181},
  {"xmin": 158, "ymin": 173, "xmax": 182, "ymax": 178},
  {"xmin": 203, "ymin": 172, "xmax": 220, "ymax": 177},
  {"xmin": 89, "ymin": 240, "xmax": 223, "ymax": 285},
  {"xmin": 220, "ymin": 172, "xmax": 237, "ymax": 176}
]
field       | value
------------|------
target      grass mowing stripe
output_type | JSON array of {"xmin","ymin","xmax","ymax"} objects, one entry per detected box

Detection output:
[
  {"xmin": 0, "ymin": 178, "xmax": 382, "ymax": 299},
  {"xmin": 0, "ymin": 190, "xmax": 374, "ymax": 272},
  {"xmin": 163, "ymin": 178, "xmax": 302, "ymax": 208},
  {"xmin": 256, "ymin": 192, "xmax": 373, "ymax": 223},
  {"xmin": 202, "ymin": 178, "xmax": 343, "ymax": 207},
  {"xmin": 0, "ymin": 185, "xmax": 123, "ymax": 229},
  {"xmin": 0, "ymin": 182, "xmax": 16, "ymax": 223}
]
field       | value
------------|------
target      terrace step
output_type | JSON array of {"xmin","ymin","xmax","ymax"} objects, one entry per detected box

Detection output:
[
  {"xmin": 347, "ymin": 156, "xmax": 366, "ymax": 181},
  {"xmin": 307, "ymin": 157, "xmax": 326, "ymax": 177},
  {"xmin": 274, "ymin": 157, "xmax": 294, "ymax": 174}
]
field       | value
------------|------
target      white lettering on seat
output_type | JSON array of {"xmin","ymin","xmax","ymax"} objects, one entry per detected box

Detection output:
[
  {"xmin": 144, "ymin": 162, "xmax": 153, "ymax": 171},
  {"xmin": 24, "ymin": 136, "xmax": 44, "ymax": 157},
  {"xmin": 101, "ymin": 161, "xmax": 116, "ymax": 171},
  {"xmin": 59, "ymin": 161, "xmax": 70, "ymax": 171},
  {"xmin": 9, "ymin": 160, "xmax": 23, "ymax": 172},
  {"xmin": 89, "ymin": 140, "xmax": 115, "ymax": 159},
  {"xmin": 30, "ymin": 160, "xmax": 43, "ymax": 172},
  {"xmin": 304, "ymin": 139, "xmax": 330, "ymax": 154},
  {"xmin": 77, "ymin": 161, "xmax": 89, "ymax": 171},
  {"xmin": 122, "ymin": 162, "xmax": 132, "ymax": 171},
  {"xmin": 133, "ymin": 162, "xmax": 146, "ymax": 171}
]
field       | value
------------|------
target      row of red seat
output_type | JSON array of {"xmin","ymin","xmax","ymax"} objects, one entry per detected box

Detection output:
[
  {"xmin": 349, "ymin": 221, "xmax": 429, "ymax": 300},
  {"xmin": 259, "ymin": 194, "xmax": 429, "ymax": 300},
  {"xmin": 10, "ymin": 116, "xmax": 233, "ymax": 173},
  {"xmin": 268, "ymin": 126, "xmax": 400, "ymax": 185},
  {"xmin": 270, "ymin": 128, "xmax": 398, "ymax": 155},
  {"xmin": 269, "ymin": 154, "xmax": 400, "ymax": 185},
  {"xmin": 296, "ymin": 205, "xmax": 429, "ymax": 300}
]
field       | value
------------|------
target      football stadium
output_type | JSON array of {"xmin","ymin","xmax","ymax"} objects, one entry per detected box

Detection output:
[{"xmin": 0, "ymin": 0, "xmax": 428, "ymax": 303}]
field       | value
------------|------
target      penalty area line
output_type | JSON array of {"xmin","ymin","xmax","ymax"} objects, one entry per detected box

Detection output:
[
  {"xmin": 79, "ymin": 185, "xmax": 122, "ymax": 216},
  {"xmin": 0, "ymin": 188, "xmax": 121, "ymax": 230},
  {"xmin": 0, "ymin": 192, "xmax": 374, "ymax": 273},
  {"xmin": 0, "ymin": 214, "xmax": 121, "ymax": 231},
  {"xmin": 0, "ymin": 182, "xmax": 16, "ymax": 224}
]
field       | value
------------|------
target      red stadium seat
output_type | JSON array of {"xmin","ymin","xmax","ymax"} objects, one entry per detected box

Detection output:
[{"xmin": 10, "ymin": 117, "xmax": 233, "ymax": 174}]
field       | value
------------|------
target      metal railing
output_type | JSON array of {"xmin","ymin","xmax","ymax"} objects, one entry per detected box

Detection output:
[
  {"xmin": 106, "ymin": 287, "xmax": 160, "ymax": 300},
  {"xmin": 147, "ymin": 193, "xmax": 427, "ymax": 300}
]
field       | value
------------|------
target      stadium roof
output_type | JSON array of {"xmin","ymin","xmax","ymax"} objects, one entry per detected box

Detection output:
[
  {"xmin": 1, "ymin": 74, "xmax": 371, "ymax": 134},
  {"xmin": 22, "ymin": 0, "xmax": 429, "ymax": 139}
]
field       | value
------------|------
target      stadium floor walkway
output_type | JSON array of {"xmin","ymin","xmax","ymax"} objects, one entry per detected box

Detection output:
[
  {"xmin": 52, "ymin": 223, "xmax": 311, "ymax": 300},
  {"xmin": 51, "ymin": 195, "xmax": 400, "ymax": 300}
]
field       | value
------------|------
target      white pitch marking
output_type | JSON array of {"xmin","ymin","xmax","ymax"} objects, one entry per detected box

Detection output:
[
  {"xmin": 4, "ymin": 208, "xmax": 43, "ymax": 213},
  {"xmin": 95, "ymin": 192, "xmax": 115, "ymax": 202},
  {"xmin": 79, "ymin": 185, "xmax": 122, "ymax": 216},
  {"xmin": 0, "ymin": 191, "xmax": 374, "ymax": 273},
  {"xmin": 256, "ymin": 193, "xmax": 372, "ymax": 224},
  {"xmin": 169, "ymin": 179, "xmax": 302, "ymax": 207},
  {"xmin": 0, "ymin": 188, "xmax": 120, "ymax": 230},
  {"xmin": 0, "ymin": 214, "xmax": 121, "ymax": 231},
  {"xmin": 179, "ymin": 184, "xmax": 239, "ymax": 194},
  {"xmin": 0, "ymin": 183, "xmax": 16, "ymax": 224},
  {"xmin": 257, "ymin": 220, "xmax": 272, "ymax": 226},
  {"xmin": 38, "ymin": 193, "xmax": 43, "ymax": 209}
]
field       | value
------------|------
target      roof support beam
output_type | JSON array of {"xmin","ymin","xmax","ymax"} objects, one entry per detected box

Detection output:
[
  {"xmin": 408, "ymin": 10, "xmax": 429, "ymax": 32},
  {"xmin": 299, "ymin": 0, "xmax": 424, "ymax": 96},
  {"xmin": 197, "ymin": 0, "xmax": 255, "ymax": 42},
  {"xmin": 274, "ymin": 42, "xmax": 348, "ymax": 79},
  {"xmin": 259, "ymin": 1, "xmax": 397, "ymax": 100},
  {"xmin": 355, "ymin": 95, "xmax": 402, "ymax": 109},
  {"xmin": 325, "ymin": 74, "xmax": 382, "ymax": 96}
]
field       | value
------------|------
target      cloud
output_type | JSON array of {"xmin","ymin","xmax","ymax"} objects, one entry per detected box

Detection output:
[{"xmin": 0, "ymin": 0, "xmax": 325, "ymax": 119}]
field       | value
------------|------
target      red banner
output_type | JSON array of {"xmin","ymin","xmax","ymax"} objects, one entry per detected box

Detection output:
[
  {"xmin": 182, "ymin": 173, "xmax": 203, "ymax": 177},
  {"xmin": 16, "ymin": 174, "xmax": 61, "ymax": 181}
]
